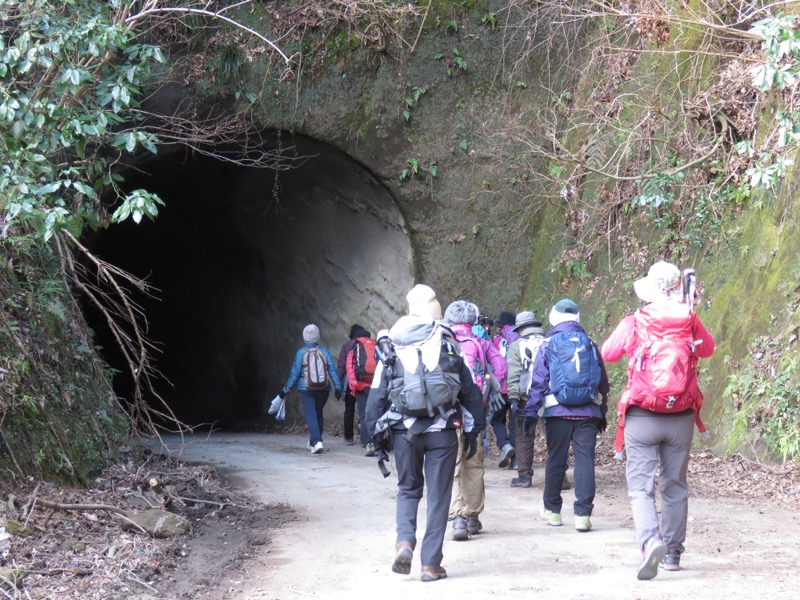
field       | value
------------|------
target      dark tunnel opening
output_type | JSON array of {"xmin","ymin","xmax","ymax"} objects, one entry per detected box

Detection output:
[{"xmin": 84, "ymin": 133, "xmax": 414, "ymax": 429}]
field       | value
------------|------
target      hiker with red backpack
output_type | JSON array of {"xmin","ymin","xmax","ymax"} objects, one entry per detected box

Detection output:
[
  {"xmin": 337, "ymin": 324, "xmax": 366, "ymax": 446},
  {"xmin": 524, "ymin": 300, "xmax": 610, "ymax": 532},
  {"xmin": 345, "ymin": 327, "xmax": 379, "ymax": 456},
  {"xmin": 443, "ymin": 301, "xmax": 507, "ymax": 541},
  {"xmin": 281, "ymin": 324, "xmax": 342, "ymax": 454},
  {"xmin": 601, "ymin": 261, "xmax": 714, "ymax": 580}
]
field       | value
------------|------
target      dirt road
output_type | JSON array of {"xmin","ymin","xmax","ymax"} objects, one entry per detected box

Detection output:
[{"xmin": 155, "ymin": 432, "xmax": 797, "ymax": 600}]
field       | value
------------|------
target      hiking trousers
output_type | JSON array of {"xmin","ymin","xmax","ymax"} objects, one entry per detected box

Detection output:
[
  {"xmin": 448, "ymin": 428, "xmax": 486, "ymax": 519},
  {"xmin": 624, "ymin": 408, "xmax": 694, "ymax": 553},
  {"xmin": 342, "ymin": 390, "xmax": 357, "ymax": 441},
  {"xmin": 392, "ymin": 428, "xmax": 458, "ymax": 568},
  {"xmin": 299, "ymin": 389, "xmax": 329, "ymax": 446},
  {"xmin": 513, "ymin": 399, "xmax": 536, "ymax": 477},
  {"xmin": 355, "ymin": 387, "xmax": 372, "ymax": 447},
  {"xmin": 543, "ymin": 417, "xmax": 598, "ymax": 516}
]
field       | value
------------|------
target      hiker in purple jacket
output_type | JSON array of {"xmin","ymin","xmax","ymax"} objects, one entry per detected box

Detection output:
[{"xmin": 524, "ymin": 300, "xmax": 609, "ymax": 532}]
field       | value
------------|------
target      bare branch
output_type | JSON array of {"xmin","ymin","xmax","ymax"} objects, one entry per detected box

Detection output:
[{"xmin": 125, "ymin": 2, "xmax": 292, "ymax": 65}]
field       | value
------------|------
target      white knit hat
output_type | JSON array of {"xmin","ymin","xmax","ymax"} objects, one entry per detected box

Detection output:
[
  {"xmin": 633, "ymin": 261, "xmax": 682, "ymax": 303},
  {"xmin": 302, "ymin": 324, "xmax": 320, "ymax": 342},
  {"xmin": 406, "ymin": 284, "xmax": 442, "ymax": 320}
]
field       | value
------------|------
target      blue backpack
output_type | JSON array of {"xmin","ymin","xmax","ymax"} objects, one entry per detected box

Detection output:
[{"xmin": 546, "ymin": 330, "xmax": 601, "ymax": 406}]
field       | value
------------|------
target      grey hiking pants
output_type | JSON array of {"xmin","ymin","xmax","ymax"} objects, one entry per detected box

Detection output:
[
  {"xmin": 624, "ymin": 407, "xmax": 695, "ymax": 554},
  {"xmin": 392, "ymin": 428, "xmax": 459, "ymax": 568}
]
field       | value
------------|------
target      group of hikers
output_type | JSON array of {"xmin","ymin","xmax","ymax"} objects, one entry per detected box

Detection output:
[{"xmin": 278, "ymin": 261, "xmax": 715, "ymax": 583}]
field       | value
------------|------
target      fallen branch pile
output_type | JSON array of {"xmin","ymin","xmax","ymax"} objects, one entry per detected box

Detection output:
[{"xmin": 0, "ymin": 454, "xmax": 263, "ymax": 599}]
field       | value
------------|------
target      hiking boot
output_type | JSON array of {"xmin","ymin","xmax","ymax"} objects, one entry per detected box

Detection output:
[
  {"xmin": 511, "ymin": 474, "xmax": 532, "ymax": 488},
  {"xmin": 420, "ymin": 565, "xmax": 447, "ymax": 582},
  {"xmin": 661, "ymin": 548, "xmax": 681, "ymax": 571},
  {"xmin": 392, "ymin": 541, "xmax": 413, "ymax": 575},
  {"xmin": 451, "ymin": 516, "xmax": 468, "ymax": 541},
  {"xmin": 561, "ymin": 474, "xmax": 572, "ymax": 490},
  {"xmin": 345, "ymin": 438, "xmax": 355, "ymax": 446},
  {"xmin": 575, "ymin": 515, "xmax": 592, "ymax": 532},
  {"xmin": 365, "ymin": 443, "xmax": 375, "ymax": 457},
  {"xmin": 539, "ymin": 506, "xmax": 562, "ymax": 527},
  {"xmin": 498, "ymin": 443, "xmax": 515, "ymax": 469},
  {"xmin": 312, "ymin": 441, "xmax": 324, "ymax": 454},
  {"xmin": 637, "ymin": 536, "xmax": 668, "ymax": 580},
  {"xmin": 466, "ymin": 516, "xmax": 482, "ymax": 535}
]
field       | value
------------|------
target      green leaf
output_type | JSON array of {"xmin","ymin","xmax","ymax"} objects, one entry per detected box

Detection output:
[
  {"xmin": 73, "ymin": 182, "xmax": 96, "ymax": 197},
  {"xmin": 34, "ymin": 181, "xmax": 62, "ymax": 195}
]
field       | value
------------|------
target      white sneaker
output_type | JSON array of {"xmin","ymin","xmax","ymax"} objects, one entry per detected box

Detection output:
[
  {"xmin": 307, "ymin": 442, "xmax": 315, "ymax": 453},
  {"xmin": 539, "ymin": 506, "xmax": 562, "ymax": 526},
  {"xmin": 575, "ymin": 515, "xmax": 592, "ymax": 532},
  {"xmin": 312, "ymin": 441, "xmax": 324, "ymax": 454}
]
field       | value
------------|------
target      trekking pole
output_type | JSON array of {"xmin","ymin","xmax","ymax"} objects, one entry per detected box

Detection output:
[
  {"xmin": 683, "ymin": 267, "xmax": 711, "ymax": 440},
  {"xmin": 682, "ymin": 268, "xmax": 697, "ymax": 311}
]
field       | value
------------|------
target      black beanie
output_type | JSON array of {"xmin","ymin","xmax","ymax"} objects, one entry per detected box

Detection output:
[
  {"xmin": 349, "ymin": 323, "xmax": 365, "ymax": 339},
  {"xmin": 495, "ymin": 311, "xmax": 516, "ymax": 327}
]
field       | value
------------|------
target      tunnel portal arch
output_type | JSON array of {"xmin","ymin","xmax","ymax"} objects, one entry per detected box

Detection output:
[{"xmin": 88, "ymin": 133, "xmax": 415, "ymax": 428}]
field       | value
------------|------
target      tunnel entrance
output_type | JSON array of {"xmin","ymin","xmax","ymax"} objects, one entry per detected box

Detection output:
[{"xmin": 86, "ymin": 133, "xmax": 414, "ymax": 429}]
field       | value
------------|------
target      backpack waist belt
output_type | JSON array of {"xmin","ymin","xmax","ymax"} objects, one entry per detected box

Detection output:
[{"xmin": 544, "ymin": 393, "xmax": 603, "ymax": 408}]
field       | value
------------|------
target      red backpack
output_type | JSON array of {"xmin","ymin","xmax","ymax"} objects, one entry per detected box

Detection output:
[
  {"xmin": 352, "ymin": 337, "xmax": 378, "ymax": 383},
  {"xmin": 613, "ymin": 303, "xmax": 707, "ymax": 458},
  {"xmin": 628, "ymin": 305, "xmax": 698, "ymax": 413}
]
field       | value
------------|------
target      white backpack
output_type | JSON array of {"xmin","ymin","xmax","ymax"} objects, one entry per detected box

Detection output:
[{"xmin": 517, "ymin": 335, "xmax": 545, "ymax": 397}]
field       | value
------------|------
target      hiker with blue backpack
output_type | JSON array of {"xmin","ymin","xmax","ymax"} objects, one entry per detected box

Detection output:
[
  {"xmin": 601, "ymin": 261, "xmax": 715, "ymax": 580},
  {"xmin": 443, "ymin": 300, "xmax": 506, "ymax": 541},
  {"xmin": 524, "ymin": 300, "xmax": 610, "ymax": 532},
  {"xmin": 365, "ymin": 284, "xmax": 485, "ymax": 582},
  {"xmin": 280, "ymin": 324, "xmax": 342, "ymax": 454}
]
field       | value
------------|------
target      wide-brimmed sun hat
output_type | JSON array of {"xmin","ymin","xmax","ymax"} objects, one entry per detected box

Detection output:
[
  {"xmin": 633, "ymin": 261, "xmax": 682, "ymax": 303},
  {"xmin": 513, "ymin": 310, "xmax": 542, "ymax": 331}
]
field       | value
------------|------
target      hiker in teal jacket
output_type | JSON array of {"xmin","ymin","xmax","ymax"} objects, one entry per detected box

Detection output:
[{"xmin": 281, "ymin": 324, "xmax": 341, "ymax": 454}]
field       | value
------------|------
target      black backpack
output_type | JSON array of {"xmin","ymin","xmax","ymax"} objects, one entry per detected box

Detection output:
[{"xmin": 385, "ymin": 320, "xmax": 461, "ymax": 419}]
